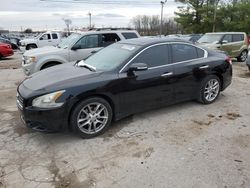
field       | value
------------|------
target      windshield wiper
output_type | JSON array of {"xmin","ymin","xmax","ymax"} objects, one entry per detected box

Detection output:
[{"xmin": 76, "ymin": 61, "xmax": 96, "ymax": 72}]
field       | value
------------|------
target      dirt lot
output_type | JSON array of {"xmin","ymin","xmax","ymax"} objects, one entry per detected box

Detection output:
[{"xmin": 0, "ymin": 52, "xmax": 250, "ymax": 188}]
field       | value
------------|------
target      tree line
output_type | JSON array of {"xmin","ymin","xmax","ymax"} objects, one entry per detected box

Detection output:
[{"xmin": 131, "ymin": 0, "xmax": 250, "ymax": 35}]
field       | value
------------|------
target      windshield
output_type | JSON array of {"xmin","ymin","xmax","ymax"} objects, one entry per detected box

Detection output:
[
  {"xmin": 57, "ymin": 33, "xmax": 81, "ymax": 49},
  {"xmin": 198, "ymin": 34, "xmax": 223, "ymax": 44},
  {"xmin": 79, "ymin": 43, "xmax": 140, "ymax": 71}
]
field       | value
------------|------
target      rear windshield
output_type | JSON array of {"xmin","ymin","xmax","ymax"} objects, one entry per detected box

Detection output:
[{"xmin": 122, "ymin": 32, "xmax": 138, "ymax": 39}]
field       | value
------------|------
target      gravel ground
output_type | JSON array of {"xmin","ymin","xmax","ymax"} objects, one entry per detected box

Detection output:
[{"xmin": 0, "ymin": 52, "xmax": 250, "ymax": 188}]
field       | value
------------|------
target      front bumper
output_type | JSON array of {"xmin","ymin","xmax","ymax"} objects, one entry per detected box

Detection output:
[
  {"xmin": 17, "ymin": 93, "xmax": 68, "ymax": 132},
  {"xmin": 2, "ymin": 49, "xmax": 14, "ymax": 57}
]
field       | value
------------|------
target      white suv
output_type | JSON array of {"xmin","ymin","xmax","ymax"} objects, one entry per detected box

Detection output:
[{"xmin": 22, "ymin": 30, "xmax": 140, "ymax": 75}]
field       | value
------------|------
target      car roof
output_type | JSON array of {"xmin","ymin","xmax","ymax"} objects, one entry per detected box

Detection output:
[
  {"xmin": 205, "ymin": 32, "xmax": 246, "ymax": 35},
  {"xmin": 118, "ymin": 37, "xmax": 193, "ymax": 46},
  {"xmin": 78, "ymin": 30, "xmax": 138, "ymax": 36}
]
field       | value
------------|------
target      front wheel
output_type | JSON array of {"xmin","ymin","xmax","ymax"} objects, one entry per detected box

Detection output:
[
  {"xmin": 70, "ymin": 97, "xmax": 113, "ymax": 138},
  {"xmin": 198, "ymin": 75, "xmax": 221, "ymax": 104}
]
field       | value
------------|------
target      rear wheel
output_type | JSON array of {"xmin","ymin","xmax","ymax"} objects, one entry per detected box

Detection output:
[
  {"xmin": 26, "ymin": 44, "xmax": 37, "ymax": 50},
  {"xmin": 198, "ymin": 75, "xmax": 221, "ymax": 104},
  {"xmin": 70, "ymin": 97, "xmax": 113, "ymax": 138},
  {"xmin": 237, "ymin": 50, "xmax": 248, "ymax": 62}
]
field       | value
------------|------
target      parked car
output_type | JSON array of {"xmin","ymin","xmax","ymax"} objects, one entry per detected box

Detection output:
[
  {"xmin": 246, "ymin": 51, "xmax": 250, "ymax": 71},
  {"xmin": 17, "ymin": 38, "xmax": 232, "ymax": 138},
  {"xmin": 0, "ymin": 43, "xmax": 14, "ymax": 59},
  {"xmin": 0, "ymin": 36, "xmax": 19, "ymax": 50},
  {"xmin": 20, "ymin": 31, "xmax": 62, "ymax": 50},
  {"xmin": 21, "ymin": 30, "xmax": 140, "ymax": 75},
  {"xmin": 198, "ymin": 32, "xmax": 249, "ymax": 62}
]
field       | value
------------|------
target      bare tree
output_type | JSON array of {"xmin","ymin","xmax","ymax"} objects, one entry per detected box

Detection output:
[{"xmin": 62, "ymin": 18, "xmax": 72, "ymax": 36}]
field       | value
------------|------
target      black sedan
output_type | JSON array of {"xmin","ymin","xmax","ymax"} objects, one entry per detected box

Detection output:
[{"xmin": 17, "ymin": 38, "xmax": 232, "ymax": 138}]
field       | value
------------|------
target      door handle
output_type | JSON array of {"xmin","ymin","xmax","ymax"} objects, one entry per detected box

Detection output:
[
  {"xmin": 161, "ymin": 72, "xmax": 173, "ymax": 77},
  {"xmin": 199, "ymin": 65, "xmax": 209, "ymax": 69}
]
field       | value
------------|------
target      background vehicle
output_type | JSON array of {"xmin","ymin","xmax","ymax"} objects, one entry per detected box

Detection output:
[
  {"xmin": 0, "ymin": 43, "xmax": 13, "ymax": 59},
  {"xmin": 22, "ymin": 29, "xmax": 140, "ymax": 75},
  {"xmin": 17, "ymin": 38, "xmax": 232, "ymax": 138},
  {"xmin": 0, "ymin": 36, "xmax": 19, "ymax": 50},
  {"xmin": 179, "ymin": 34, "xmax": 203, "ymax": 43},
  {"xmin": 198, "ymin": 32, "xmax": 249, "ymax": 62},
  {"xmin": 20, "ymin": 31, "xmax": 62, "ymax": 50}
]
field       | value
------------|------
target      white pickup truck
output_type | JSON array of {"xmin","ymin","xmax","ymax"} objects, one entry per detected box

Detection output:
[
  {"xmin": 22, "ymin": 30, "xmax": 140, "ymax": 75},
  {"xmin": 20, "ymin": 31, "xmax": 62, "ymax": 50}
]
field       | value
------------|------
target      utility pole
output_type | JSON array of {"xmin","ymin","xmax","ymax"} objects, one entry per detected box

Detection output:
[
  {"xmin": 160, "ymin": 0, "xmax": 167, "ymax": 37},
  {"xmin": 88, "ymin": 12, "xmax": 92, "ymax": 29},
  {"xmin": 212, "ymin": 0, "xmax": 220, "ymax": 32}
]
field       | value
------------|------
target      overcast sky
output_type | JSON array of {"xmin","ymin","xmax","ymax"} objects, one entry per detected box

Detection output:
[{"xmin": 0, "ymin": 0, "xmax": 182, "ymax": 31}]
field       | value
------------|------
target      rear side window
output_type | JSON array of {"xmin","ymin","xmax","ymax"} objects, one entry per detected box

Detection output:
[
  {"xmin": 233, "ymin": 34, "xmax": 244, "ymax": 42},
  {"xmin": 122, "ymin": 32, "xmax": 138, "ymax": 39},
  {"xmin": 172, "ymin": 44, "xmax": 199, "ymax": 63},
  {"xmin": 101, "ymin": 33, "xmax": 120, "ymax": 47},
  {"xmin": 52, "ymin": 33, "xmax": 58, "ymax": 39},
  {"xmin": 132, "ymin": 45, "xmax": 169, "ymax": 67}
]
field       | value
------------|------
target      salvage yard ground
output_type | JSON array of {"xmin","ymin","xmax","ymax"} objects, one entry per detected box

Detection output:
[{"xmin": 0, "ymin": 52, "xmax": 250, "ymax": 188}]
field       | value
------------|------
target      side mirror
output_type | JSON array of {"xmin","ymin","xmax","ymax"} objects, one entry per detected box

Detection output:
[
  {"xmin": 128, "ymin": 63, "xmax": 148, "ymax": 72},
  {"xmin": 71, "ymin": 44, "xmax": 81, "ymax": 51},
  {"xmin": 221, "ymin": 40, "xmax": 228, "ymax": 44}
]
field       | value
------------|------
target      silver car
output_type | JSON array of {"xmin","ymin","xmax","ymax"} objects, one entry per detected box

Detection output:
[{"xmin": 22, "ymin": 30, "xmax": 140, "ymax": 75}]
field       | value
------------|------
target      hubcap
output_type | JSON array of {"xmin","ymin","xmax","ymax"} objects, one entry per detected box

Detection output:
[
  {"xmin": 204, "ymin": 79, "xmax": 220, "ymax": 102},
  {"xmin": 241, "ymin": 51, "xmax": 247, "ymax": 61},
  {"xmin": 77, "ymin": 102, "xmax": 108, "ymax": 134}
]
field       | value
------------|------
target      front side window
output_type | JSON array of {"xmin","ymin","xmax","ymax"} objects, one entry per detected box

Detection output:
[
  {"xmin": 75, "ymin": 34, "xmax": 99, "ymax": 49},
  {"xmin": 101, "ymin": 33, "xmax": 120, "ymax": 47},
  {"xmin": 222, "ymin": 34, "xmax": 233, "ymax": 43},
  {"xmin": 40, "ymin": 34, "xmax": 51, "ymax": 40},
  {"xmin": 132, "ymin": 45, "xmax": 169, "ymax": 68},
  {"xmin": 233, "ymin": 34, "xmax": 244, "ymax": 42},
  {"xmin": 198, "ymin": 34, "xmax": 223, "ymax": 44},
  {"xmin": 172, "ymin": 44, "xmax": 200, "ymax": 63}
]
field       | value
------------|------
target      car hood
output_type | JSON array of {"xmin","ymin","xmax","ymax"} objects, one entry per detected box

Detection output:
[
  {"xmin": 20, "ymin": 38, "xmax": 36, "ymax": 44},
  {"xmin": 22, "ymin": 62, "xmax": 103, "ymax": 91},
  {"xmin": 23, "ymin": 46, "xmax": 64, "ymax": 57}
]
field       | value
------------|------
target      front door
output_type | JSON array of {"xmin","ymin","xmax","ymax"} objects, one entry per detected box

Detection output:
[
  {"xmin": 69, "ymin": 34, "xmax": 102, "ymax": 62},
  {"xmin": 118, "ymin": 44, "xmax": 175, "ymax": 116},
  {"xmin": 37, "ymin": 33, "xmax": 52, "ymax": 47}
]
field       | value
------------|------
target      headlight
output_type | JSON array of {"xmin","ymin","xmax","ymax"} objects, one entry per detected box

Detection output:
[
  {"xmin": 32, "ymin": 90, "xmax": 65, "ymax": 108},
  {"xmin": 25, "ymin": 56, "xmax": 36, "ymax": 64}
]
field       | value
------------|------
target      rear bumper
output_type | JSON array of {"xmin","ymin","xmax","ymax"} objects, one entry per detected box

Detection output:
[
  {"xmin": 221, "ymin": 64, "xmax": 232, "ymax": 91},
  {"xmin": 1, "ymin": 49, "xmax": 14, "ymax": 57}
]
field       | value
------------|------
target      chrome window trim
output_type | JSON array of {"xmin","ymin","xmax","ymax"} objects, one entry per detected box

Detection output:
[{"xmin": 119, "ymin": 42, "xmax": 208, "ymax": 73}]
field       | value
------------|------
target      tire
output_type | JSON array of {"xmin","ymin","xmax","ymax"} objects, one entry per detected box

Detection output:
[
  {"xmin": 70, "ymin": 97, "xmax": 113, "ymax": 138},
  {"xmin": 248, "ymin": 65, "xmax": 250, "ymax": 71},
  {"xmin": 197, "ymin": 75, "xmax": 221, "ymax": 104},
  {"xmin": 26, "ymin": 44, "xmax": 37, "ymax": 50},
  {"xmin": 237, "ymin": 50, "xmax": 248, "ymax": 62},
  {"xmin": 41, "ymin": 62, "xmax": 60, "ymax": 70}
]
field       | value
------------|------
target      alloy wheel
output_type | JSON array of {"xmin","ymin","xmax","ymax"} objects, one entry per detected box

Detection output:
[
  {"xmin": 77, "ymin": 102, "xmax": 108, "ymax": 134},
  {"xmin": 241, "ymin": 51, "xmax": 247, "ymax": 62},
  {"xmin": 204, "ymin": 79, "xmax": 220, "ymax": 102}
]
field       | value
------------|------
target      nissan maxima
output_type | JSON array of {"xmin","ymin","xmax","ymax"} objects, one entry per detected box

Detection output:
[{"xmin": 17, "ymin": 38, "xmax": 232, "ymax": 138}]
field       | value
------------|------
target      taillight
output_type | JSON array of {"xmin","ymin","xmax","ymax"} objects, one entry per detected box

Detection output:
[{"xmin": 226, "ymin": 57, "xmax": 232, "ymax": 65}]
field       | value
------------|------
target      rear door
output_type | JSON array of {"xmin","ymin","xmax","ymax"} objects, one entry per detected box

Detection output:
[
  {"xmin": 51, "ymin": 33, "xmax": 60, "ymax": 46},
  {"xmin": 118, "ymin": 44, "xmax": 175, "ymax": 115},
  {"xmin": 231, "ymin": 34, "xmax": 245, "ymax": 57},
  {"xmin": 171, "ymin": 43, "xmax": 208, "ymax": 101},
  {"xmin": 69, "ymin": 34, "xmax": 102, "ymax": 61}
]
